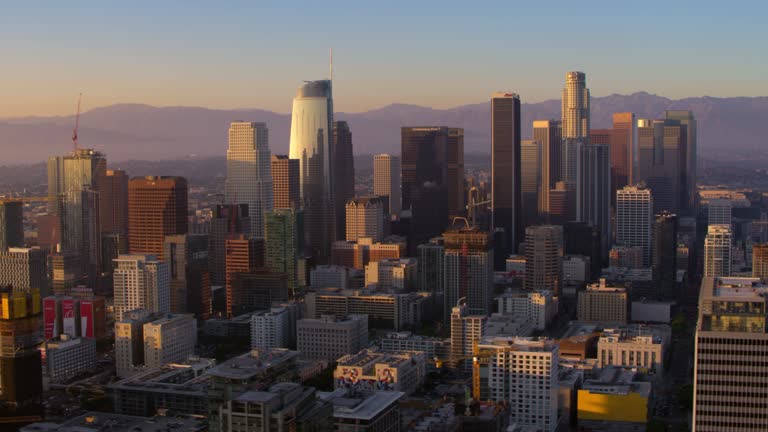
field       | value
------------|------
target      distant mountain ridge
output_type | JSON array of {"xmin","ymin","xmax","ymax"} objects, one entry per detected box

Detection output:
[{"xmin": 1, "ymin": 92, "xmax": 766, "ymax": 164}]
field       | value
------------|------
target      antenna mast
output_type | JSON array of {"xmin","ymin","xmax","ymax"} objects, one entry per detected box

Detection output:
[{"xmin": 72, "ymin": 93, "xmax": 82, "ymax": 152}]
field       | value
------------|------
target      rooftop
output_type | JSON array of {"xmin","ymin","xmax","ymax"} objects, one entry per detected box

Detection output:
[
  {"xmin": 20, "ymin": 412, "xmax": 206, "ymax": 432},
  {"xmin": 319, "ymin": 389, "xmax": 404, "ymax": 420},
  {"xmin": 206, "ymin": 349, "xmax": 298, "ymax": 380},
  {"xmin": 582, "ymin": 367, "xmax": 651, "ymax": 398}
]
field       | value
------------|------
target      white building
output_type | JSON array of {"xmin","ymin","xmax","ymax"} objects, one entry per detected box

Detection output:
[
  {"xmin": 311, "ymin": 265, "xmax": 350, "ymax": 290},
  {"xmin": 496, "ymin": 289, "xmax": 558, "ymax": 331},
  {"xmin": 143, "ymin": 314, "xmax": 197, "ymax": 370},
  {"xmin": 113, "ymin": 255, "xmax": 169, "ymax": 321},
  {"xmin": 251, "ymin": 307, "xmax": 292, "ymax": 350},
  {"xmin": 297, "ymin": 314, "xmax": 368, "ymax": 361},
  {"xmin": 616, "ymin": 186, "xmax": 653, "ymax": 267},
  {"xmin": 562, "ymin": 254, "xmax": 590, "ymax": 284},
  {"xmin": 373, "ymin": 154, "xmax": 401, "ymax": 217},
  {"xmin": 364, "ymin": 258, "xmax": 416, "ymax": 292},
  {"xmin": 226, "ymin": 121, "xmax": 273, "ymax": 237},
  {"xmin": 44, "ymin": 335, "xmax": 97, "ymax": 383},
  {"xmin": 704, "ymin": 224, "xmax": 731, "ymax": 278},
  {"xmin": 597, "ymin": 325, "xmax": 669, "ymax": 374}
]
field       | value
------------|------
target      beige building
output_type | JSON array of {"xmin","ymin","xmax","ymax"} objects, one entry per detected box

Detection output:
[
  {"xmin": 597, "ymin": 325, "xmax": 669, "ymax": 374},
  {"xmin": 143, "ymin": 314, "xmax": 197, "ymax": 370},
  {"xmin": 373, "ymin": 154, "xmax": 401, "ymax": 216},
  {"xmin": 577, "ymin": 279, "xmax": 628, "ymax": 323},
  {"xmin": 364, "ymin": 258, "xmax": 416, "ymax": 291},
  {"xmin": 345, "ymin": 197, "xmax": 384, "ymax": 243},
  {"xmin": 752, "ymin": 243, "xmax": 768, "ymax": 281},
  {"xmin": 496, "ymin": 289, "xmax": 558, "ymax": 331},
  {"xmin": 524, "ymin": 225, "xmax": 563, "ymax": 294},
  {"xmin": 450, "ymin": 304, "xmax": 486, "ymax": 370},
  {"xmin": 333, "ymin": 349, "xmax": 426, "ymax": 395},
  {"xmin": 703, "ymin": 224, "xmax": 731, "ymax": 278},
  {"xmin": 297, "ymin": 314, "xmax": 368, "ymax": 361},
  {"xmin": 115, "ymin": 309, "xmax": 155, "ymax": 378}
]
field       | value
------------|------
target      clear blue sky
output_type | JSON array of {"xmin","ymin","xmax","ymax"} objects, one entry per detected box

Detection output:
[{"xmin": 1, "ymin": 0, "xmax": 765, "ymax": 116}]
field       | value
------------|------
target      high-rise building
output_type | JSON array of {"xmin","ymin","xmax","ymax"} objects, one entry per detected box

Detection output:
[
  {"xmin": 707, "ymin": 199, "xmax": 732, "ymax": 227},
  {"xmin": 616, "ymin": 186, "xmax": 653, "ymax": 267},
  {"xmin": 0, "ymin": 201, "xmax": 23, "ymax": 251},
  {"xmin": 229, "ymin": 270, "xmax": 288, "ymax": 316},
  {"xmin": 226, "ymin": 121, "xmax": 273, "ymax": 238},
  {"xmin": 612, "ymin": 112, "xmax": 637, "ymax": 186},
  {"xmin": 44, "ymin": 336, "xmax": 97, "ymax": 384},
  {"xmin": 225, "ymin": 236, "xmax": 264, "ymax": 317},
  {"xmin": 692, "ymin": 277, "xmax": 768, "ymax": 431},
  {"xmin": 665, "ymin": 110, "xmax": 696, "ymax": 213},
  {"xmin": 521, "ymin": 139, "xmax": 544, "ymax": 229},
  {"xmin": 533, "ymin": 119, "xmax": 563, "ymax": 190},
  {"xmin": 417, "ymin": 237, "xmax": 444, "ymax": 294},
  {"xmin": 333, "ymin": 121, "xmax": 355, "ymax": 241},
  {"xmin": 113, "ymin": 255, "xmax": 170, "ymax": 321},
  {"xmin": 636, "ymin": 119, "xmax": 686, "ymax": 214},
  {"xmin": 652, "ymin": 212, "xmax": 678, "ymax": 299},
  {"xmin": 270, "ymin": 155, "xmax": 300, "ymax": 210},
  {"xmin": 564, "ymin": 222, "xmax": 602, "ymax": 279},
  {"xmin": 373, "ymin": 154, "xmax": 401, "ymax": 217},
  {"xmin": 561, "ymin": 71, "xmax": 590, "ymax": 139},
  {"xmin": 99, "ymin": 169, "xmax": 129, "ymax": 236},
  {"xmin": 0, "ymin": 247, "xmax": 47, "ymax": 295},
  {"xmin": 164, "ymin": 234, "xmax": 210, "ymax": 318},
  {"xmin": 577, "ymin": 144, "xmax": 611, "ymax": 256},
  {"xmin": 577, "ymin": 279, "xmax": 628, "ymax": 323},
  {"xmin": 523, "ymin": 225, "xmax": 564, "ymax": 295},
  {"xmin": 265, "ymin": 209, "xmax": 304, "ymax": 297},
  {"xmin": 752, "ymin": 244, "xmax": 768, "ymax": 281},
  {"xmin": 443, "ymin": 227, "xmax": 493, "ymax": 316},
  {"xmin": 491, "ymin": 93, "xmax": 522, "ymax": 265},
  {"xmin": 450, "ymin": 304, "xmax": 486, "ymax": 369},
  {"xmin": 704, "ymin": 224, "xmax": 731, "ymax": 278},
  {"xmin": 548, "ymin": 182, "xmax": 572, "ymax": 226},
  {"xmin": 250, "ymin": 307, "xmax": 293, "ymax": 350},
  {"xmin": 364, "ymin": 258, "xmax": 417, "ymax": 291},
  {"xmin": 209, "ymin": 204, "xmax": 251, "ymax": 286},
  {"xmin": 289, "ymin": 80, "xmax": 335, "ymax": 263},
  {"xmin": 590, "ymin": 127, "xmax": 632, "ymax": 203},
  {"xmin": 115, "ymin": 309, "xmax": 155, "ymax": 378},
  {"xmin": 345, "ymin": 196, "xmax": 384, "ymax": 243},
  {"xmin": 142, "ymin": 314, "xmax": 197, "ymax": 370},
  {"xmin": 50, "ymin": 251, "xmax": 84, "ymax": 295},
  {"xmin": 128, "ymin": 176, "xmax": 188, "ymax": 262},
  {"xmin": 0, "ymin": 288, "xmax": 43, "ymax": 411}
]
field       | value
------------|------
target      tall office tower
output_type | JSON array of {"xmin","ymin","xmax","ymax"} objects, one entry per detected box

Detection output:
[
  {"xmin": 99, "ymin": 169, "xmax": 129, "ymax": 236},
  {"xmin": 115, "ymin": 309, "xmax": 155, "ymax": 378},
  {"xmin": 345, "ymin": 196, "xmax": 384, "ymax": 242},
  {"xmin": 271, "ymin": 155, "xmax": 300, "ymax": 210},
  {"xmin": 265, "ymin": 209, "xmax": 304, "ymax": 297},
  {"xmin": 142, "ymin": 314, "xmax": 197, "ymax": 370},
  {"xmin": 417, "ymin": 237, "xmax": 444, "ymax": 294},
  {"xmin": 164, "ymin": 234, "xmax": 210, "ymax": 317},
  {"xmin": 373, "ymin": 154, "xmax": 401, "ymax": 216},
  {"xmin": 616, "ymin": 186, "xmax": 653, "ymax": 267},
  {"xmin": 0, "ymin": 201, "xmax": 23, "ymax": 250},
  {"xmin": 707, "ymin": 199, "xmax": 732, "ymax": 227},
  {"xmin": 564, "ymin": 221, "xmax": 602, "ymax": 279},
  {"xmin": 226, "ymin": 122, "xmax": 273, "ymax": 238},
  {"xmin": 443, "ymin": 227, "xmax": 493, "ymax": 316},
  {"xmin": 112, "ymin": 254, "xmax": 170, "ymax": 321},
  {"xmin": 0, "ymin": 247, "xmax": 47, "ymax": 294},
  {"xmin": 491, "ymin": 93, "xmax": 522, "ymax": 267},
  {"xmin": 225, "ymin": 236, "xmax": 264, "ymax": 317},
  {"xmin": 0, "ymin": 288, "xmax": 43, "ymax": 412},
  {"xmin": 548, "ymin": 182, "xmax": 572, "ymax": 225},
  {"xmin": 521, "ymin": 139, "xmax": 544, "ymax": 229},
  {"xmin": 612, "ymin": 112, "xmax": 637, "ymax": 186},
  {"xmin": 50, "ymin": 251, "xmax": 84, "ymax": 295},
  {"xmin": 401, "ymin": 127, "xmax": 451, "ymax": 250},
  {"xmin": 450, "ymin": 304, "xmax": 486, "ymax": 369},
  {"xmin": 652, "ymin": 212, "xmax": 678, "ymax": 299},
  {"xmin": 577, "ymin": 144, "xmax": 611, "ymax": 256},
  {"xmin": 665, "ymin": 110, "xmax": 696, "ymax": 212},
  {"xmin": 692, "ymin": 277, "xmax": 768, "ymax": 431},
  {"xmin": 47, "ymin": 149, "xmax": 107, "ymax": 252},
  {"xmin": 704, "ymin": 224, "xmax": 732, "ymax": 278},
  {"xmin": 289, "ymin": 80, "xmax": 335, "ymax": 263},
  {"xmin": 333, "ymin": 121, "xmax": 355, "ymax": 241},
  {"xmin": 753, "ymin": 244, "xmax": 768, "ymax": 281},
  {"xmin": 561, "ymin": 71, "xmax": 590, "ymax": 139},
  {"xmin": 523, "ymin": 225, "xmax": 564, "ymax": 295},
  {"xmin": 590, "ymin": 127, "xmax": 631, "ymax": 204},
  {"xmin": 446, "ymin": 127, "xmax": 465, "ymax": 217},
  {"xmin": 127, "ymin": 176, "xmax": 188, "ymax": 262},
  {"xmin": 209, "ymin": 204, "xmax": 250, "ymax": 287},
  {"xmin": 636, "ymin": 119, "xmax": 686, "ymax": 214},
  {"xmin": 533, "ymin": 119, "xmax": 563, "ymax": 188}
]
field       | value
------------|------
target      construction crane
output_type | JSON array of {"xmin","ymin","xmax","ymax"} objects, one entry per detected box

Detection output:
[
  {"xmin": 72, "ymin": 93, "xmax": 82, "ymax": 152},
  {"xmin": 465, "ymin": 186, "xmax": 491, "ymax": 228}
]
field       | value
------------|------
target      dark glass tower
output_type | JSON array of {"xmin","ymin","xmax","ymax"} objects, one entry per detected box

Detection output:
[
  {"xmin": 652, "ymin": 212, "xmax": 678, "ymax": 300},
  {"xmin": 332, "ymin": 121, "xmax": 354, "ymax": 241}
]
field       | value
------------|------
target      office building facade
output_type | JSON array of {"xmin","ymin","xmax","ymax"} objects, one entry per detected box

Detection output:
[
  {"xmin": 128, "ymin": 176, "xmax": 188, "ymax": 262},
  {"xmin": 373, "ymin": 154, "xmax": 401, "ymax": 216},
  {"xmin": 616, "ymin": 186, "xmax": 653, "ymax": 267},
  {"xmin": 491, "ymin": 93, "xmax": 522, "ymax": 263}
]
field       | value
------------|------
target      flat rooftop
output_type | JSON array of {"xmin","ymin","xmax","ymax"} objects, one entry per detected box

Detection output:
[
  {"xmin": 20, "ymin": 412, "xmax": 206, "ymax": 432},
  {"xmin": 206, "ymin": 349, "xmax": 298, "ymax": 380},
  {"xmin": 319, "ymin": 389, "xmax": 404, "ymax": 421}
]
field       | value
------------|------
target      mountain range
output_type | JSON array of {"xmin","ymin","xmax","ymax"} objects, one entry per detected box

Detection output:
[{"xmin": 1, "ymin": 92, "xmax": 766, "ymax": 165}]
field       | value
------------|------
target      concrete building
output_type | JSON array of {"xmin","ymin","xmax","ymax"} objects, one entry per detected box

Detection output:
[
  {"xmin": 250, "ymin": 306, "xmax": 292, "ymax": 350},
  {"xmin": 44, "ymin": 335, "xmax": 97, "ymax": 383},
  {"xmin": 577, "ymin": 279, "xmax": 628, "ymax": 324},
  {"xmin": 271, "ymin": 154, "xmax": 300, "ymax": 210},
  {"xmin": 692, "ymin": 277, "xmax": 768, "ymax": 431},
  {"xmin": 752, "ymin": 243, "xmax": 768, "ymax": 281},
  {"xmin": 616, "ymin": 186, "xmax": 653, "ymax": 266},
  {"xmin": 143, "ymin": 314, "xmax": 197, "ymax": 370},
  {"xmin": 128, "ymin": 176, "xmax": 188, "ymax": 262},
  {"xmin": 346, "ymin": 196, "xmax": 384, "ymax": 243},
  {"xmin": 496, "ymin": 289, "xmax": 558, "ymax": 331},
  {"xmin": 704, "ymin": 224, "xmax": 732, "ymax": 278},
  {"xmin": 113, "ymin": 255, "xmax": 169, "ymax": 321},
  {"xmin": 115, "ymin": 309, "xmax": 156, "ymax": 378},
  {"xmin": 417, "ymin": 237, "xmax": 444, "ymax": 294},
  {"xmin": 333, "ymin": 349, "xmax": 426, "ymax": 395},
  {"xmin": 609, "ymin": 245, "xmax": 644, "ymax": 269},
  {"xmin": 21, "ymin": 412, "xmax": 207, "ymax": 432},
  {"xmin": 533, "ymin": 119, "xmax": 562, "ymax": 190},
  {"xmin": 228, "ymin": 270, "xmax": 288, "ymax": 316},
  {"xmin": 297, "ymin": 314, "xmax": 368, "ymax": 361},
  {"xmin": 0, "ymin": 247, "xmax": 47, "ymax": 294},
  {"xmin": 524, "ymin": 225, "xmax": 563, "ymax": 294},
  {"xmin": 320, "ymin": 388, "xmax": 404, "ymax": 432},
  {"xmin": 364, "ymin": 258, "xmax": 416, "ymax": 292},
  {"xmin": 450, "ymin": 304, "xmax": 486, "ymax": 370},
  {"xmin": 444, "ymin": 227, "xmax": 493, "ymax": 316},
  {"xmin": 164, "ymin": 234, "xmax": 210, "ymax": 317},
  {"xmin": 520, "ymin": 139, "xmax": 545, "ymax": 228},
  {"xmin": 306, "ymin": 288, "xmax": 431, "ymax": 331},
  {"xmin": 311, "ymin": 265, "xmax": 351, "ymax": 290},
  {"xmin": 380, "ymin": 332, "xmax": 450, "ymax": 367},
  {"xmin": 597, "ymin": 325, "xmax": 669, "ymax": 374},
  {"xmin": 209, "ymin": 204, "xmax": 251, "ymax": 287},
  {"xmin": 577, "ymin": 367, "xmax": 650, "ymax": 431},
  {"xmin": 562, "ymin": 255, "xmax": 590, "ymax": 285},
  {"xmin": 373, "ymin": 154, "xmax": 401, "ymax": 216}
]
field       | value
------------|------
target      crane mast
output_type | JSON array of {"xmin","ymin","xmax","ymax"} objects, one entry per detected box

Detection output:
[{"xmin": 72, "ymin": 93, "xmax": 82, "ymax": 152}]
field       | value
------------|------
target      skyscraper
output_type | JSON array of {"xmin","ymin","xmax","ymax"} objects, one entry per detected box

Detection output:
[
  {"xmin": 446, "ymin": 127, "xmax": 465, "ymax": 218},
  {"xmin": 533, "ymin": 120, "xmax": 563, "ymax": 189},
  {"xmin": 417, "ymin": 237, "xmax": 444, "ymax": 295},
  {"xmin": 289, "ymin": 80, "xmax": 335, "ymax": 263},
  {"xmin": 345, "ymin": 196, "xmax": 384, "ymax": 242},
  {"xmin": 612, "ymin": 112, "xmax": 637, "ymax": 186},
  {"xmin": 704, "ymin": 224, "xmax": 731, "ymax": 278},
  {"xmin": 521, "ymin": 139, "xmax": 544, "ymax": 229},
  {"xmin": 577, "ymin": 144, "xmax": 611, "ymax": 256},
  {"xmin": 665, "ymin": 110, "xmax": 696, "ymax": 213},
  {"xmin": 373, "ymin": 154, "xmax": 401, "ymax": 216},
  {"xmin": 561, "ymin": 71, "xmax": 590, "ymax": 139},
  {"xmin": 752, "ymin": 244, "xmax": 768, "ymax": 282},
  {"xmin": 164, "ymin": 234, "xmax": 210, "ymax": 317},
  {"xmin": 652, "ymin": 212, "xmax": 678, "ymax": 299},
  {"xmin": 616, "ymin": 186, "xmax": 653, "ymax": 267},
  {"xmin": 209, "ymin": 204, "xmax": 251, "ymax": 286},
  {"xmin": 491, "ymin": 93, "xmax": 522, "ymax": 266},
  {"xmin": 127, "ymin": 176, "xmax": 188, "ymax": 262},
  {"xmin": 265, "ymin": 209, "xmax": 304, "ymax": 297},
  {"xmin": 112, "ymin": 254, "xmax": 170, "ymax": 321},
  {"xmin": 590, "ymin": 128, "xmax": 631, "ymax": 203},
  {"xmin": 333, "ymin": 121, "xmax": 354, "ymax": 241},
  {"xmin": 524, "ymin": 225, "xmax": 564, "ymax": 295},
  {"xmin": 443, "ymin": 226, "xmax": 493, "ymax": 316},
  {"xmin": 225, "ymin": 236, "xmax": 264, "ymax": 317},
  {"xmin": 271, "ymin": 155, "xmax": 300, "ymax": 210},
  {"xmin": 226, "ymin": 122, "xmax": 273, "ymax": 238},
  {"xmin": 0, "ymin": 201, "xmax": 23, "ymax": 251},
  {"xmin": 99, "ymin": 169, "xmax": 129, "ymax": 237},
  {"xmin": 636, "ymin": 119, "xmax": 686, "ymax": 214}
]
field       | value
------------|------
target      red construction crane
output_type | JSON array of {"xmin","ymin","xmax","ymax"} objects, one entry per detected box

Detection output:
[{"xmin": 72, "ymin": 93, "xmax": 82, "ymax": 152}]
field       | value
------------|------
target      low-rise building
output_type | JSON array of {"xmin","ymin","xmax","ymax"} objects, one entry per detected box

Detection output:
[
  {"xmin": 44, "ymin": 335, "xmax": 97, "ymax": 384},
  {"xmin": 250, "ymin": 307, "xmax": 292, "ymax": 350},
  {"xmin": 319, "ymin": 388, "xmax": 404, "ymax": 432},
  {"xmin": 20, "ymin": 412, "xmax": 207, "ymax": 432},
  {"xmin": 577, "ymin": 279, "xmax": 628, "ymax": 324},
  {"xmin": 496, "ymin": 289, "xmax": 558, "ymax": 331},
  {"xmin": 364, "ymin": 258, "xmax": 417, "ymax": 292},
  {"xmin": 609, "ymin": 245, "xmax": 644, "ymax": 269},
  {"xmin": 380, "ymin": 332, "xmax": 450, "ymax": 367},
  {"xmin": 577, "ymin": 367, "xmax": 651, "ymax": 431},
  {"xmin": 333, "ymin": 349, "xmax": 426, "ymax": 395},
  {"xmin": 143, "ymin": 314, "xmax": 197, "ymax": 370},
  {"xmin": 297, "ymin": 314, "xmax": 368, "ymax": 361},
  {"xmin": 597, "ymin": 325, "xmax": 670, "ymax": 374},
  {"xmin": 305, "ymin": 289, "xmax": 431, "ymax": 331},
  {"xmin": 484, "ymin": 313, "xmax": 534, "ymax": 337},
  {"xmin": 203, "ymin": 313, "xmax": 252, "ymax": 339}
]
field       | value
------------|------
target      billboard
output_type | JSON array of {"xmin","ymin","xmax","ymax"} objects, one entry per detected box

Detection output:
[
  {"xmin": 43, "ymin": 297, "xmax": 58, "ymax": 339},
  {"xmin": 62, "ymin": 298, "xmax": 77, "ymax": 337},
  {"xmin": 80, "ymin": 300, "xmax": 94, "ymax": 338}
]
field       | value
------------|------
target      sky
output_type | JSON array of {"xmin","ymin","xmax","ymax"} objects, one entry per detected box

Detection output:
[{"xmin": 1, "ymin": 0, "xmax": 766, "ymax": 117}]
